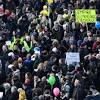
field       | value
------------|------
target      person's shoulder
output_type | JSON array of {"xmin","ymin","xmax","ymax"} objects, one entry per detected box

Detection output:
[{"xmin": 84, "ymin": 95, "xmax": 94, "ymax": 100}]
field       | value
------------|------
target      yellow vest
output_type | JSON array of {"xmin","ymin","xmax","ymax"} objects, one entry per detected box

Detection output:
[
  {"xmin": 20, "ymin": 37, "xmax": 24, "ymax": 45},
  {"xmin": 18, "ymin": 89, "xmax": 26, "ymax": 100},
  {"xmin": 48, "ymin": 0, "xmax": 53, "ymax": 4},
  {"xmin": 40, "ymin": 10, "xmax": 49, "ymax": 16},
  {"xmin": 23, "ymin": 41, "xmax": 32, "ymax": 52},
  {"xmin": 8, "ymin": 36, "xmax": 16, "ymax": 50},
  {"xmin": 13, "ymin": 36, "xmax": 16, "ymax": 44},
  {"xmin": 8, "ymin": 36, "xmax": 24, "ymax": 50},
  {"xmin": 8, "ymin": 42, "xmax": 14, "ymax": 50}
]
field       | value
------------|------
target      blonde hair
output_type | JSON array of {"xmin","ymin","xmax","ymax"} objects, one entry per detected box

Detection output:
[{"xmin": 37, "ymin": 63, "xmax": 44, "ymax": 70}]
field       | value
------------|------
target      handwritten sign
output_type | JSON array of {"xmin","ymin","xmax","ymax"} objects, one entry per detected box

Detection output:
[
  {"xmin": 66, "ymin": 53, "xmax": 80, "ymax": 65},
  {"xmin": 75, "ymin": 9, "xmax": 96, "ymax": 23}
]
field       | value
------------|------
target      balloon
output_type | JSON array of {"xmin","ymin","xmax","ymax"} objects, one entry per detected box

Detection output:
[
  {"xmin": 95, "ymin": 21, "xmax": 100, "ymax": 29},
  {"xmin": 53, "ymin": 87, "xmax": 60, "ymax": 97},
  {"xmin": 48, "ymin": 76, "xmax": 56, "ymax": 86}
]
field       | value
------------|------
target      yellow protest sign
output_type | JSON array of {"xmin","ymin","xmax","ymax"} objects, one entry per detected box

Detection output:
[{"xmin": 75, "ymin": 9, "xmax": 96, "ymax": 23}]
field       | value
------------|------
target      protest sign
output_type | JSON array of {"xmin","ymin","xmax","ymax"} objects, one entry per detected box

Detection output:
[
  {"xmin": 66, "ymin": 53, "xmax": 80, "ymax": 65},
  {"xmin": 75, "ymin": 9, "xmax": 96, "ymax": 23}
]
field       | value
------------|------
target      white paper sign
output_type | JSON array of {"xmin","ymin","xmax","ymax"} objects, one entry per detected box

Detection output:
[
  {"xmin": 66, "ymin": 52, "xmax": 80, "ymax": 65},
  {"xmin": 0, "ymin": 92, "xmax": 3, "ymax": 99}
]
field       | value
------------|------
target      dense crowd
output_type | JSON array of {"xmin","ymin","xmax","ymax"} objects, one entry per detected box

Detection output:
[{"xmin": 0, "ymin": 0, "xmax": 100, "ymax": 100}]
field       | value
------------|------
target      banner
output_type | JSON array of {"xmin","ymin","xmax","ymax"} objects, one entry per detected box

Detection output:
[
  {"xmin": 75, "ymin": 9, "xmax": 96, "ymax": 23},
  {"xmin": 65, "ymin": 53, "xmax": 80, "ymax": 65}
]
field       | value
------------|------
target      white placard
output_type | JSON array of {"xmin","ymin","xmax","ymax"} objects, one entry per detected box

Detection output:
[
  {"xmin": 65, "ymin": 52, "xmax": 80, "ymax": 65},
  {"xmin": 0, "ymin": 92, "xmax": 3, "ymax": 99}
]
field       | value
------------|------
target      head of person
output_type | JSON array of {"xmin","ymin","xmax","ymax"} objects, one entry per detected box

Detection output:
[
  {"xmin": 26, "ymin": 53, "xmax": 31, "ymax": 59},
  {"xmin": 39, "ymin": 95, "xmax": 44, "ymax": 100},
  {"xmin": 74, "ymin": 79, "xmax": 80, "ymax": 87},
  {"xmin": 18, "ymin": 57, "xmax": 23, "ymax": 68},
  {"xmin": 25, "ymin": 72, "xmax": 32, "ymax": 80},
  {"xmin": 52, "ymin": 39, "xmax": 59, "ymax": 47},
  {"xmin": 88, "ymin": 36, "xmax": 93, "ymax": 41},
  {"xmin": 11, "ymin": 86, "xmax": 17, "ymax": 93},
  {"xmin": 97, "ymin": 36, "xmax": 100, "ymax": 42},
  {"xmin": 7, "ymin": 0, "xmax": 12, "ymax": 2},
  {"xmin": 41, "ymin": 76, "xmax": 46, "ymax": 82},
  {"xmin": 63, "ymin": 23, "xmax": 68, "ymax": 31},
  {"xmin": 87, "ymin": 31, "xmax": 92, "ymax": 37},
  {"xmin": 3, "ymin": 83, "xmax": 11, "ymax": 91},
  {"xmin": 37, "ymin": 63, "xmax": 44, "ymax": 71},
  {"xmin": 0, "ymin": 0, "xmax": 2, "ymax": 3},
  {"xmin": 59, "ymin": 58, "xmax": 65, "ymax": 65},
  {"xmin": 70, "ymin": 44, "xmax": 76, "ymax": 49},
  {"xmin": 25, "ymin": 72, "xmax": 32, "ymax": 85},
  {"xmin": 5, "ymin": 9, "xmax": 11, "ymax": 16},
  {"xmin": 18, "ymin": 88, "xmax": 26, "ymax": 100},
  {"xmin": 2, "ymin": 45, "xmax": 8, "ymax": 52},
  {"xmin": 43, "ymin": 5, "xmax": 47, "ymax": 10},
  {"xmin": 18, "ymin": 57, "xmax": 23, "ymax": 63},
  {"xmin": 25, "ymin": 36, "xmax": 31, "ymax": 42},
  {"xmin": 12, "ymin": 61, "xmax": 18, "ymax": 71}
]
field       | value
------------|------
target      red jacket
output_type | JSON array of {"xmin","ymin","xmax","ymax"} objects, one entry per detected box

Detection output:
[{"xmin": 92, "ymin": 41, "xmax": 100, "ymax": 52}]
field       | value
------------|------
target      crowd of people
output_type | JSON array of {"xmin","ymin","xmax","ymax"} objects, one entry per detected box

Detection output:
[{"xmin": 0, "ymin": 0, "xmax": 100, "ymax": 100}]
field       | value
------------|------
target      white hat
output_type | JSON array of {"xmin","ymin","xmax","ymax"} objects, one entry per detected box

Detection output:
[
  {"xmin": 52, "ymin": 47, "xmax": 58, "ymax": 53},
  {"xmin": 63, "ymin": 23, "xmax": 68, "ymax": 30},
  {"xmin": 25, "ymin": 36, "xmax": 30, "ymax": 41},
  {"xmin": 8, "ymin": 52, "xmax": 14, "ymax": 56},
  {"xmin": 11, "ymin": 86, "xmax": 17, "ymax": 93},
  {"xmin": 3, "ymin": 83, "xmax": 11, "ymax": 90},
  {"xmin": 34, "ymin": 47, "xmax": 40, "ymax": 55},
  {"xmin": 8, "ymin": 64, "xmax": 14, "ymax": 69},
  {"xmin": 89, "ymin": 0, "xmax": 95, "ymax": 2},
  {"xmin": 6, "ymin": 41, "xmax": 11, "ymax": 46}
]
